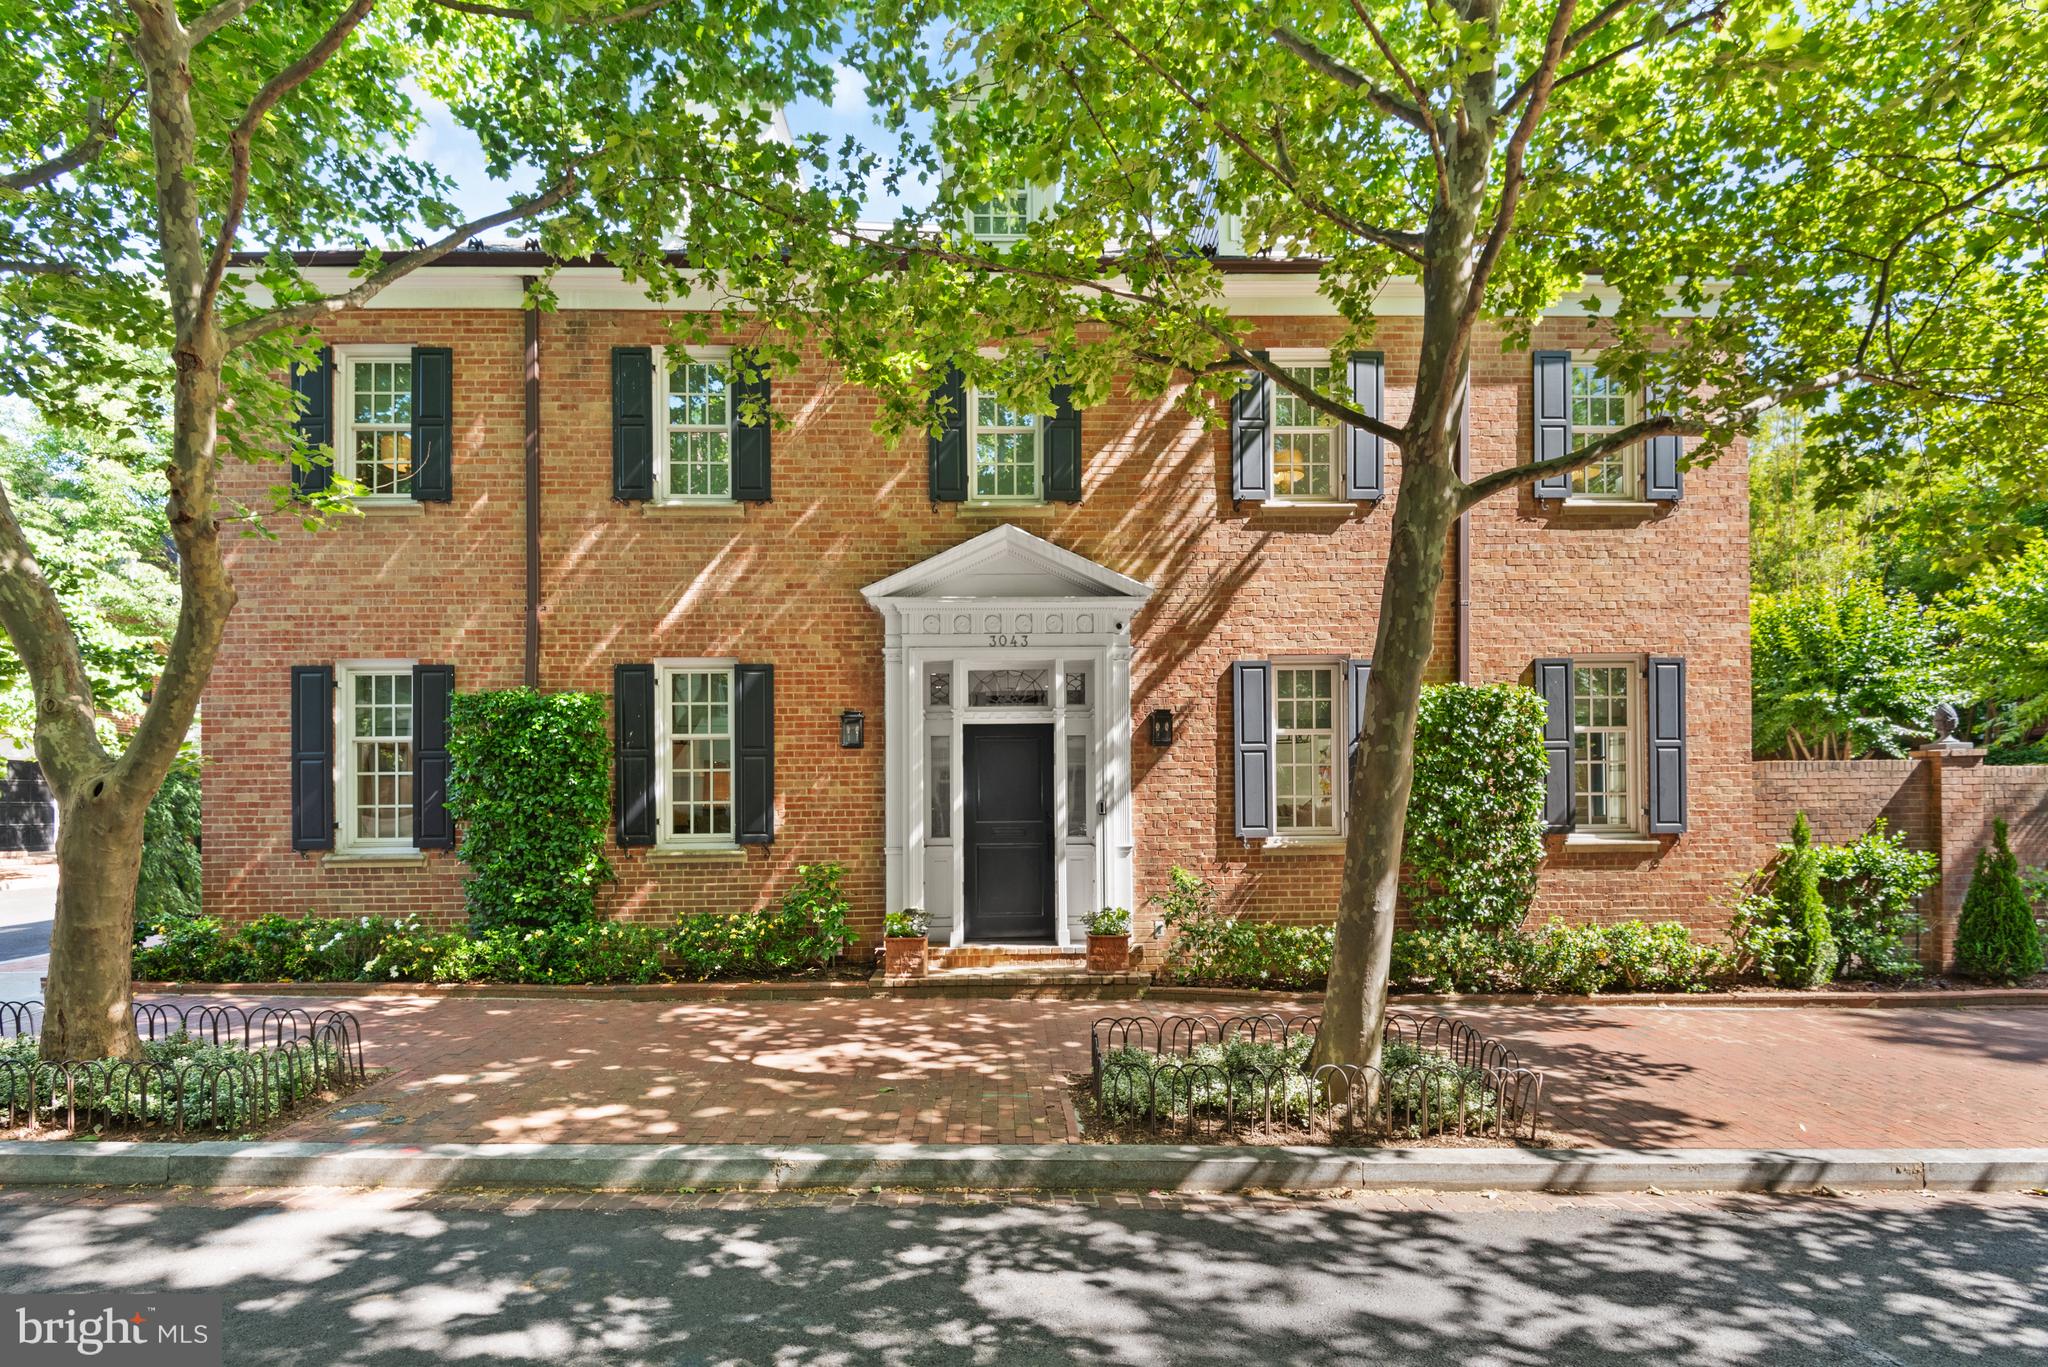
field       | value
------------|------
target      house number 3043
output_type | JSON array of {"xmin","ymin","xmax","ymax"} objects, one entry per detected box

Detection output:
[{"xmin": 987, "ymin": 633, "xmax": 1030, "ymax": 648}]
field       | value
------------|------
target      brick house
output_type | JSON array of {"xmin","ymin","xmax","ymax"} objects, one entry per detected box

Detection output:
[{"xmin": 201, "ymin": 250, "xmax": 1752, "ymax": 950}]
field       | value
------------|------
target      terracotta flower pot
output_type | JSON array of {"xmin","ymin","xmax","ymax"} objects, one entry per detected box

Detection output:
[
  {"xmin": 1086, "ymin": 933, "xmax": 1130, "ymax": 974},
  {"xmin": 884, "ymin": 935, "xmax": 929, "ymax": 978}
]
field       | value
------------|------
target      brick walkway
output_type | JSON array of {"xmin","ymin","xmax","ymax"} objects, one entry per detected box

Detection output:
[{"xmin": 239, "ymin": 994, "xmax": 2048, "ymax": 1148}]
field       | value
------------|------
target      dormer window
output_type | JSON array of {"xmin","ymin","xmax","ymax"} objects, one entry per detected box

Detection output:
[{"xmin": 969, "ymin": 191, "xmax": 1030, "ymax": 241}]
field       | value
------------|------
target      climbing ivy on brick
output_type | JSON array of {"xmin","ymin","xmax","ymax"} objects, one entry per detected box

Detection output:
[{"xmin": 447, "ymin": 689, "xmax": 613, "ymax": 931}]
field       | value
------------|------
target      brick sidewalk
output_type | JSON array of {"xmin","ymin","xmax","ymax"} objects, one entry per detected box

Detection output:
[{"xmin": 243, "ymin": 994, "xmax": 2048, "ymax": 1149}]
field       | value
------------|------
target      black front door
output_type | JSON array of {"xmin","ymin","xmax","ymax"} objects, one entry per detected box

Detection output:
[{"xmin": 963, "ymin": 724, "xmax": 1055, "ymax": 942}]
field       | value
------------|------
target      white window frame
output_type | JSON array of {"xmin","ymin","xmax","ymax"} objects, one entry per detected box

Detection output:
[
  {"xmin": 655, "ymin": 658, "xmax": 740, "ymax": 849},
  {"xmin": 1570, "ymin": 655, "xmax": 1644, "ymax": 834},
  {"xmin": 333, "ymin": 345, "xmax": 416, "ymax": 503},
  {"xmin": 654, "ymin": 346, "xmax": 736, "ymax": 506},
  {"xmin": 966, "ymin": 384, "xmax": 1045, "ymax": 504},
  {"xmin": 1271, "ymin": 657, "xmax": 1345, "ymax": 840},
  {"xmin": 335, "ymin": 659, "xmax": 418, "ymax": 854},
  {"xmin": 966, "ymin": 187, "xmax": 1036, "ymax": 242},
  {"xmin": 1567, "ymin": 353, "xmax": 1640, "ymax": 501},
  {"xmin": 1265, "ymin": 349, "xmax": 1342, "ymax": 504}
]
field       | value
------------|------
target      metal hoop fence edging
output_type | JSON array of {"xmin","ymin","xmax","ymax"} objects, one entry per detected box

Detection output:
[
  {"xmin": 0, "ymin": 1000, "xmax": 367, "ymax": 1135},
  {"xmin": 1088, "ymin": 1011, "xmax": 1544, "ymax": 1143}
]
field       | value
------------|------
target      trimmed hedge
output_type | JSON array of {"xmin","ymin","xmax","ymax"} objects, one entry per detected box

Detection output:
[
  {"xmin": 1955, "ymin": 819, "xmax": 2046, "ymax": 982},
  {"xmin": 1402, "ymin": 683, "xmax": 1550, "ymax": 935}
]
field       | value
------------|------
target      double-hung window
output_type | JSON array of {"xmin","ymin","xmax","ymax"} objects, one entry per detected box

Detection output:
[
  {"xmin": 1271, "ymin": 364, "xmax": 1338, "ymax": 500},
  {"xmin": 1274, "ymin": 663, "xmax": 1339, "ymax": 836},
  {"xmin": 339, "ymin": 664, "xmax": 414, "ymax": 851},
  {"xmin": 970, "ymin": 389, "xmax": 1041, "ymax": 502},
  {"xmin": 1572, "ymin": 661, "xmax": 1638, "ymax": 831},
  {"xmin": 660, "ymin": 662, "xmax": 735, "ymax": 845},
  {"xmin": 338, "ymin": 349, "xmax": 414, "ymax": 499},
  {"xmin": 660, "ymin": 351, "xmax": 733, "ymax": 502},
  {"xmin": 968, "ymin": 190, "xmax": 1030, "ymax": 242},
  {"xmin": 1568, "ymin": 360, "xmax": 1637, "ymax": 499}
]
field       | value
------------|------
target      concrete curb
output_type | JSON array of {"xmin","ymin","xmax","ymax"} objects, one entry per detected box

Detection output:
[
  {"xmin": 128, "ymin": 980, "xmax": 2048, "ymax": 1009},
  {"xmin": 2, "ymin": 1141, "xmax": 2043, "ymax": 1195}
]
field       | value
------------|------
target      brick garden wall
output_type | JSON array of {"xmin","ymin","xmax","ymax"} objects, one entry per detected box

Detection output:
[{"xmin": 203, "ymin": 303, "xmax": 1758, "ymax": 945}]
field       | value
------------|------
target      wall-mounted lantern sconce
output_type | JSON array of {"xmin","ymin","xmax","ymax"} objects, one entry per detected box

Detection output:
[
  {"xmin": 840, "ymin": 710, "xmax": 865, "ymax": 749},
  {"xmin": 1148, "ymin": 708, "xmax": 1174, "ymax": 748}
]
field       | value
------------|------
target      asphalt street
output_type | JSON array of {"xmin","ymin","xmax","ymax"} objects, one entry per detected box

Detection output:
[
  {"xmin": 0, "ymin": 1189, "xmax": 2042, "ymax": 1366},
  {"xmin": 0, "ymin": 861, "xmax": 53, "ymax": 1001}
]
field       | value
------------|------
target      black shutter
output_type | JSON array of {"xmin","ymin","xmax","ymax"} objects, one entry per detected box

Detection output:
[
  {"xmin": 1230, "ymin": 353, "xmax": 1272, "ymax": 501},
  {"xmin": 929, "ymin": 367, "xmax": 968, "ymax": 502},
  {"xmin": 1531, "ymin": 350, "xmax": 1572, "ymax": 500},
  {"xmin": 612, "ymin": 347, "xmax": 655, "ymax": 501},
  {"xmin": 613, "ymin": 663, "xmax": 656, "ymax": 846},
  {"xmin": 1345, "ymin": 352, "xmax": 1385, "ymax": 501},
  {"xmin": 1532, "ymin": 657, "xmax": 1574, "ymax": 832},
  {"xmin": 1645, "ymin": 656, "xmax": 1688, "ymax": 834},
  {"xmin": 410, "ymin": 346, "xmax": 453, "ymax": 502},
  {"xmin": 731, "ymin": 354, "xmax": 772, "ymax": 502},
  {"xmin": 291, "ymin": 346, "xmax": 334, "ymax": 496},
  {"xmin": 1346, "ymin": 658, "xmax": 1372, "ymax": 781},
  {"xmin": 735, "ymin": 663, "xmax": 775, "ymax": 844},
  {"xmin": 290, "ymin": 665, "xmax": 335, "ymax": 851},
  {"xmin": 1231, "ymin": 660, "xmax": 1273, "ymax": 838},
  {"xmin": 1044, "ymin": 383, "xmax": 1082, "ymax": 501},
  {"xmin": 412, "ymin": 664, "xmax": 455, "ymax": 850},
  {"xmin": 1643, "ymin": 384, "xmax": 1683, "ymax": 502}
]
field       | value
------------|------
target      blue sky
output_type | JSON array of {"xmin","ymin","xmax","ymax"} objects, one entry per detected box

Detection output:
[{"xmin": 412, "ymin": 65, "xmax": 928, "ymax": 235}]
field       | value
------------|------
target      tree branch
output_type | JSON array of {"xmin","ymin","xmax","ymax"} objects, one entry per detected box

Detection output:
[
  {"xmin": 0, "ymin": 93, "xmax": 135, "ymax": 194},
  {"xmin": 224, "ymin": 171, "xmax": 579, "ymax": 348},
  {"xmin": 1500, "ymin": 0, "xmax": 1634, "ymax": 115},
  {"xmin": 1534, "ymin": 4, "xmax": 1729, "ymax": 105},
  {"xmin": 1464, "ymin": 0, "xmax": 1576, "ymax": 324},
  {"xmin": 186, "ymin": 0, "xmax": 262, "ymax": 45},
  {"xmin": 1342, "ymin": 0, "xmax": 1448, "ymax": 187},
  {"xmin": 1268, "ymin": 24, "xmax": 1429, "ymax": 133},
  {"xmin": 0, "ymin": 260, "xmax": 81, "ymax": 276},
  {"xmin": 200, "ymin": 0, "xmax": 377, "ymax": 324},
  {"xmin": 1458, "ymin": 411, "xmax": 1691, "ymax": 507},
  {"xmin": 0, "ymin": 480, "xmax": 111, "ymax": 795},
  {"xmin": 419, "ymin": 0, "xmax": 683, "ymax": 25}
]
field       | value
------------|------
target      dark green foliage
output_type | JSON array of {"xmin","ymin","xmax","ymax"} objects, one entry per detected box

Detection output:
[
  {"xmin": 1955, "ymin": 820, "xmax": 2046, "ymax": 982},
  {"xmin": 1401, "ymin": 683, "xmax": 1550, "ymax": 935},
  {"xmin": 134, "ymin": 757, "xmax": 202, "ymax": 934},
  {"xmin": 1775, "ymin": 813, "xmax": 1840, "ymax": 988},
  {"xmin": 669, "ymin": 864, "xmax": 855, "ymax": 979},
  {"xmin": 1986, "ymin": 737, "xmax": 2048, "ymax": 766},
  {"xmin": 446, "ymin": 688, "xmax": 613, "ymax": 931},
  {"xmin": 1810, "ymin": 822, "xmax": 1935, "ymax": 980},
  {"xmin": 0, "ymin": 1034, "xmax": 337, "ymax": 1130},
  {"xmin": 1152, "ymin": 866, "xmax": 1334, "ymax": 990},
  {"xmin": 131, "ymin": 913, "xmax": 246, "ymax": 982}
]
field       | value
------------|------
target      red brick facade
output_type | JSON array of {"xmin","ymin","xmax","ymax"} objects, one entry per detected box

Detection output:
[{"xmin": 201, "ymin": 277, "xmax": 1758, "ymax": 945}]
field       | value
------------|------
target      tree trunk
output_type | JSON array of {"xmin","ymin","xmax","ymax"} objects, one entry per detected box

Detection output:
[
  {"xmin": 1311, "ymin": 444, "xmax": 1461, "ymax": 1074},
  {"xmin": 40, "ymin": 783, "xmax": 149, "ymax": 1060}
]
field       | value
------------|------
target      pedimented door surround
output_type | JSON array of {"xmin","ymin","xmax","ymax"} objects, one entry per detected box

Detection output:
[{"xmin": 861, "ymin": 525, "xmax": 1154, "ymax": 949}]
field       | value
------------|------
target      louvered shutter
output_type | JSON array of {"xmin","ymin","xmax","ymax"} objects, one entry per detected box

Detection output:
[
  {"xmin": 734, "ymin": 664, "xmax": 776, "ymax": 844},
  {"xmin": 1044, "ymin": 384, "xmax": 1082, "ymax": 501},
  {"xmin": 290, "ymin": 665, "xmax": 335, "ymax": 851},
  {"xmin": 612, "ymin": 347, "xmax": 655, "ymax": 501},
  {"xmin": 929, "ymin": 367, "xmax": 967, "ymax": 502},
  {"xmin": 1531, "ymin": 351, "xmax": 1573, "ymax": 500},
  {"xmin": 1532, "ymin": 657, "xmax": 1574, "ymax": 832},
  {"xmin": 1345, "ymin": 352, "xmax": 1385, "ymax": 501},
  {"xmin": 1643, "ymin": 384, "xmax": 1684, "ymax": 503},
  {"xmin": 411, "ymin": 664, "xmax": 455, "ymax": 850},
  {"xmin": 1346, "ymin": 658, "xmax": 1372, "ymax": 781},
  {"xmin": 291, "ymin": 347, "xmax": 334, "ymax": 496},
  {"xmin": 1231, "ymin": 355, "xmax": 1272, "ymax": 501},
  {"xmin": 614, "ymin": 663, "xmax": 656, "ymax": 846},
  {"xmin": 731, "ymin": 354, "xmax": 772, "ymax": 502},
  {"xmin": 1645, "ymin": 656, "xmax": 1689, "ymax": 834},
  {"xmin": 1232, "ymin": 660, "xmax": 1274, "ymax": 838},
  {"xmin": 409, "ymin": 346, "xmax": 453, "ymax": 502}
]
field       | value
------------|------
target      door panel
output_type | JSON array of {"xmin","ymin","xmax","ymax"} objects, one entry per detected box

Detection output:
[{"xmin": 964, "ymin": 724, "xmax": 1055, "ymax": 942}]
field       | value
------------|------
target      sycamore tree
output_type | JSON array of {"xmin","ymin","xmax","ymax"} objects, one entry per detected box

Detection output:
[
  {"xmin": 728, "ymin": 0, "xmax": 2048, "ymax": 1070},
  {"xmin": 0, "ymin": 0, "xmax": 855, "ymax": 1060}
]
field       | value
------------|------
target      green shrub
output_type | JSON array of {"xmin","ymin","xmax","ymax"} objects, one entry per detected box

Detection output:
[
  {"xmin": 463, "ymin": 921, "xmax": 669, "ymax": 985},
  {"xmin": 1810, "ymin": 822, "xmax": 1935, "ymax": 980},
  {"xmin": 1086, "ymin": 906, "xmax": 1130, "ymax": 936},
  {"xmin": 1401, "ymin": 683, "xmax": 1550, "ymax": 935},
  {"xmin": 1152, "ymin": 869, "xmax": 1333, "ymax": 989},
  {"xmin": 1736, "ymin": 813, "xmax": 1839, "ymax": 987},
  {"xmin": 0, "ymin": 1033, "xmax": 337, "ymax": 1129},
  {"xmin": 131, "ymin": 912, "xmax": 246, "ymax": 982},
  {"xmin": 669, "ymin": 863, "xmax": 856, "ymax": 980},
  {"xmin": 1389, "ymin": 921, "xmax": 1729, "ymax": 995},
  {"xmin": 447, "ymin": 688, "xmax": 613, "ymax": 931},
  {"xmin": 882, "ymin": 908, "xmax": 927, "ymax": 939},
  {"xmin": 1955, "ymin": 819, "xmax": 2046, "ymax": 982},
  {"xmin": 135, "ymin": 756, "xmax": 202, "ymax": 933}
]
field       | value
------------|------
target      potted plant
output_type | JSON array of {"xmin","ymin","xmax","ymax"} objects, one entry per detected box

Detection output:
[
  {"xmin": 1085, "ymin": 906, "xmax": 1132, "ymax": 973},
  {"xmin": 883, "ymin": 908, "xmax": 930, "ymax": 978}
]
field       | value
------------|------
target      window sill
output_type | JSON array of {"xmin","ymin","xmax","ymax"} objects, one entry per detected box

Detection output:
[
  {"xmin": 352, "ymin": 498, "xmax": 424, "ymax": 515},
  {"xmin": 959, "ymin": 500, "xmax": 1055, "ymax": 514},
  {"xmin": 1561, "ymin": 832, "xmax": 1664, "ymax": 852},
  {"xmin": 1554, "ymin": 498, "xmax": 1659, "ymax": 513},
  {"xmin": 1260, "ymin": 499, "xmax": 1360, "ymax": 512},
  {"xmin": 322, "ymin": 849, "xmax": 428, "ymax": 867},
  {"xmin": 646, "ymin": 845, "xmax": 748, "ymax": 861},
  {"xmin": 1257, "ymin": 835, "xmax": 1345, "ymax": 854},
  {"xmin": 645, "ymin": 499, "xmax": 745, "ymax": 514}
]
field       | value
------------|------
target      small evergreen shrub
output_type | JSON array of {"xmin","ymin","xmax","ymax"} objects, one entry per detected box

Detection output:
[
  {"xmin": 135, "ymin": 756, "xmax": 203, "ymax": 933},
  {"xmin": 1954, "ymin": 819, "xmax": 2046, "ymax": 982},
  {"xmin": 1402, "ymin": 683, "xmax": 1550, "ymax": 935},
  {"xmin": 447, "ymin": 688, "xmax": 613, "ymax": 931},
  {"xmin": 1735, "ymin": 813, "xmax": 1839, "ymax": 987},
  {"xmin": 1810, "ymin": 822, "xmax": 1935, "ymax": 980}
]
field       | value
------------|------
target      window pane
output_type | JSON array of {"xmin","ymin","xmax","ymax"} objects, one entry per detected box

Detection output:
[
  {"xmin": 1273, "ymin": 666, "xmax": 1338, "ymax": 835},
  {"xmin": 1066, "ymin": 733, "xmax": 1088, "ymax": 838},
  {"xmin": 1271, "ymin": 366, "xmax": 1336, "ymax": 497},
  {"xmin": 667, "ymin": 667, "xmax": 734, "ymax": 839},
  {"xmin": 665, "ymin": 361, "xmax": 733, "ymax": 498},
  {"xmin": 930, "ymin": 735, "xmax": 951, "ymax": 839},
  {"xmin": 1572, "ymin": 664, "xmax": 1635, "ymax": 829}
]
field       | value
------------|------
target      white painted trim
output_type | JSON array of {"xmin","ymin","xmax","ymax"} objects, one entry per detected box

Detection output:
[
  {"xmin": 1567, "ymin": 654, "xmax": 1647, "ymax": 837},
  {"xmin": 334, "ymin": 660, "xmax": 418, "ymax": 856},
  {"xmin": 652, "ymin": 659, "xmax": 742, "ymax": 851},
  {"xmin": 331, "ymin": 344, "xmax": 415, "ymax": 501}
]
